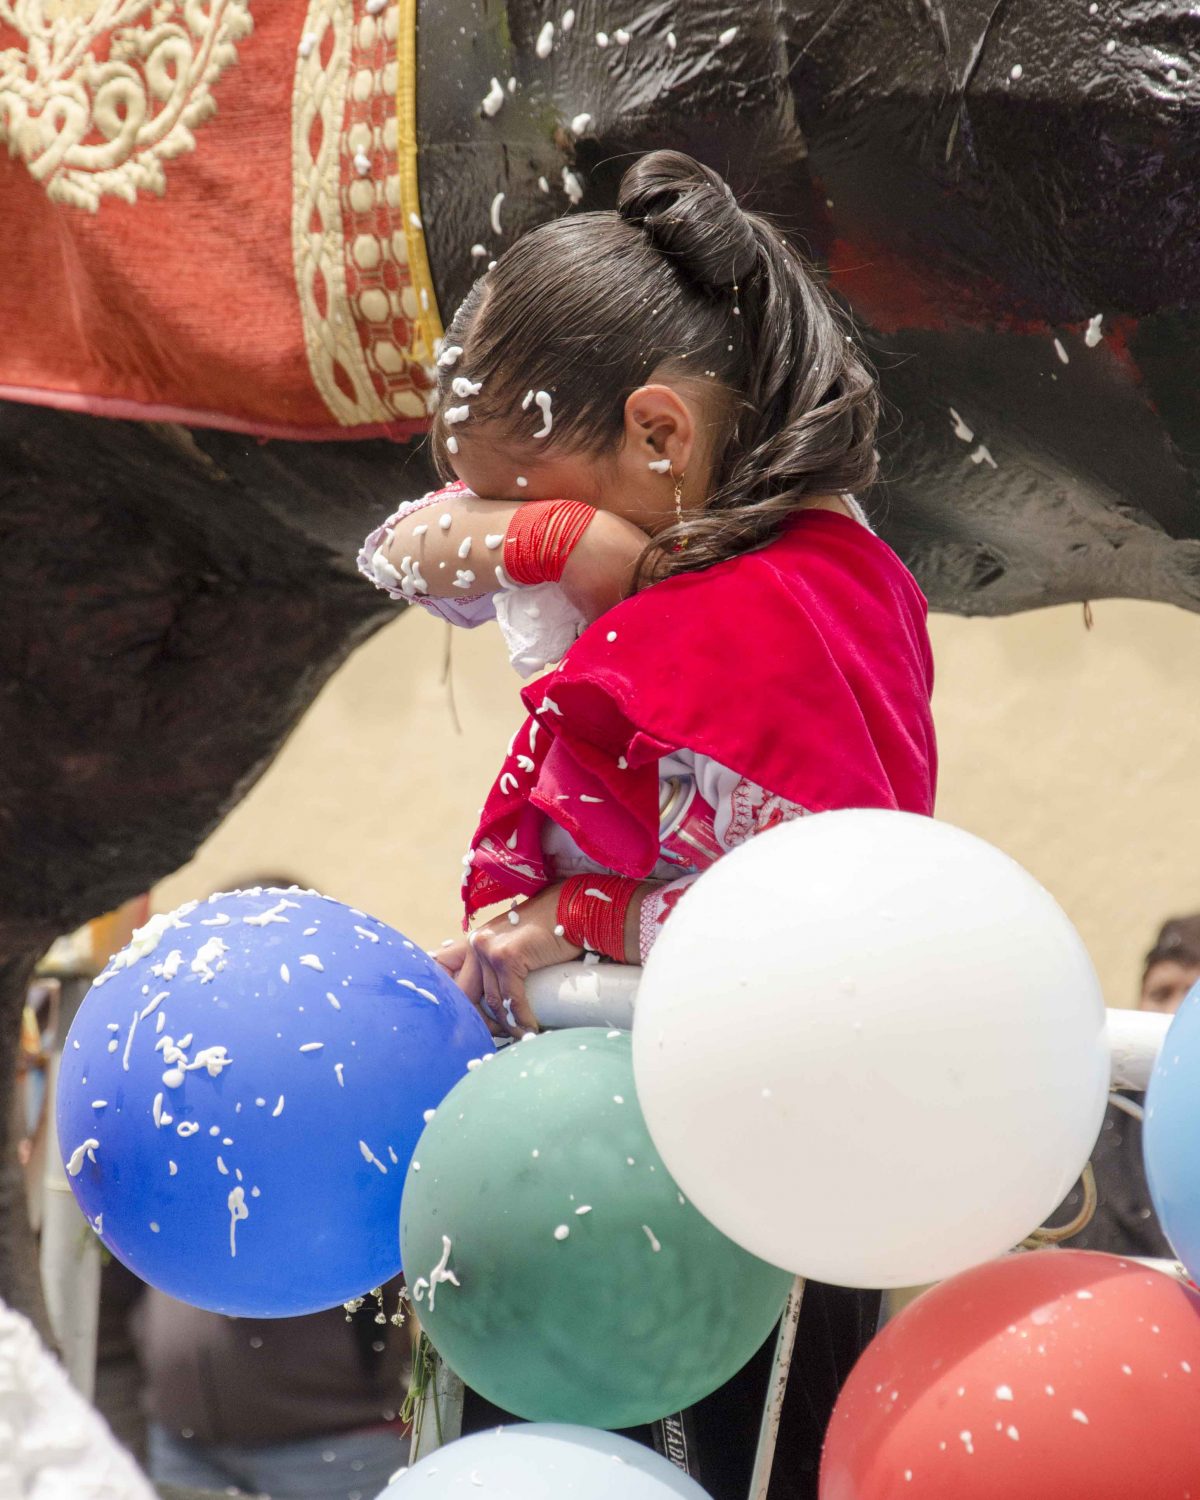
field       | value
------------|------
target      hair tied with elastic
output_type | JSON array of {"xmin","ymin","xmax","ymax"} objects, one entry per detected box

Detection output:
[{"xmin": 617, "ymin": 149, "xmax": 759, "ymax": 294}]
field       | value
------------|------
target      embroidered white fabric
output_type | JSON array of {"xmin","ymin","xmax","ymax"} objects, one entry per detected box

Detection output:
[
  {"xmin": 542, "ymin": 754, "xmax": 809, "ymax": 959},
  {"xmin": 0, "ymin": 1302, "xmax": 157, "ymax": 1499}
]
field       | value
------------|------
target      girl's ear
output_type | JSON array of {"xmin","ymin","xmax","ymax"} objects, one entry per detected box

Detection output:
[{"xmin": 623, "ymin": 384, "xmax": 697, "ymax": 473}]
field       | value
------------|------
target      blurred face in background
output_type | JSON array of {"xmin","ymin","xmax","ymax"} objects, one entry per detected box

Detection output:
[{"xmin": 1139, "ymin": 960, "xmax": 1200, "ymax": 1016}]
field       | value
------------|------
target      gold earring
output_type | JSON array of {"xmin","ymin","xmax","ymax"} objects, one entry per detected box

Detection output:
[{"xmin": 672, "ymin": 469, "xmax": 687, "ymax": 542}]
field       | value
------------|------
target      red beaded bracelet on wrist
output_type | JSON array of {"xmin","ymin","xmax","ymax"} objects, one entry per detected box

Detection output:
[
  {"xmin": 556, "ymin": 875, "xmax": 636, "ymax": 962},
  {"xmin": 503, "ymin": 500, "xmax": 595, "ymax": 585}
]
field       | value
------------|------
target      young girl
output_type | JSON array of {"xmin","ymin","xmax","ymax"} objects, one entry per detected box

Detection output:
[{"xmin": 359, "ymin": 150, "xmax": 936, "ymax": 1041}]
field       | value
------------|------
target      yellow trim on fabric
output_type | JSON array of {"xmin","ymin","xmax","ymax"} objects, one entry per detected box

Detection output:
[{"xmin": 396, "ymin": 0, "xmax": 444, "ymax": 365}]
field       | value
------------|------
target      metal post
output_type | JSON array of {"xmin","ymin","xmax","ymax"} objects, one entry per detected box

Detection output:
[
  {"xmin": 408, "ymin": 1333, "xmax": 466, "ymax": 1462},
  {"xmin": 38, "ymin": 976, "xmax": 101, "ymax": 1399},
  {"xmin": 747, "ymin": 1277, "xmax": 806, "ymax": 1500}
]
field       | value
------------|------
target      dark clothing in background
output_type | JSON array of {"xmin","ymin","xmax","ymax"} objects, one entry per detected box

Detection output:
[
  {"xmin": 95, "ymin": 1257, "xmax": 151, "ymax": 1466},
  {"xmin": 1048, "ymin": 1094, "xmax": 1174, "ymax": 1258},
  {"xmin": 133, "ymin": 1285, "xmax": 410, "ymax": 1448}
]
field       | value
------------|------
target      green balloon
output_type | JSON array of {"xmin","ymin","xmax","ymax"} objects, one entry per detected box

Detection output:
[{"xmin": 399, "ymin": 1028, "xmax": 792, "ymax": 1429}]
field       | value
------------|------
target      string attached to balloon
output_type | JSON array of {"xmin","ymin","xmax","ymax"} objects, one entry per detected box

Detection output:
[{"xmin": 1021, "ymin": 1160, "xmax": 1097, "ymax": 1248}]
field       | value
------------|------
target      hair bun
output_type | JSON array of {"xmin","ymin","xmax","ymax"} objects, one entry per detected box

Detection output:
[{"xmin": 618, "ymin": 150, "xmax": 759, "ymax": 292}]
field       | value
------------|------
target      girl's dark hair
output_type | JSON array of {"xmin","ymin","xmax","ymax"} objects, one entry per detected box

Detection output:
[{"xmin": 431, "ymin": 150, "xmax": 878, "ymax": 582}]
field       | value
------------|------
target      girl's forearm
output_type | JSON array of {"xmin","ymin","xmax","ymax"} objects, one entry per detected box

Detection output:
[
  {"xmin": 380, "ymin": 496, "xmax": 527, "ymax": 601},
  {"xmin": 381, "ymin": 496, "xmax": 651, "ymax": 618}
]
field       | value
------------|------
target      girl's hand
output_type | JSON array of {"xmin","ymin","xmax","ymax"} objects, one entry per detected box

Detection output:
[{"xmin": 435, "ymin": 884, "xmax": 582, "ymax": 1039}]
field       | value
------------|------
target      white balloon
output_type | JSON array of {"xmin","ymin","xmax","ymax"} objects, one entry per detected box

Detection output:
[
  {"xmin": 631, "ymin": 810, "xmax": 1109, "ymax": 1288},
  {"xmin": 380, "ymin": 1423, "xmax": 712, "ymax": 1497}
]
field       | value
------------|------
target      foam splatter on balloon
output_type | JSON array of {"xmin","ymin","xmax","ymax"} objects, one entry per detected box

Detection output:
[{"xmin": 57, "ymin": 887, "xmax": 492, "ymax": 1316}]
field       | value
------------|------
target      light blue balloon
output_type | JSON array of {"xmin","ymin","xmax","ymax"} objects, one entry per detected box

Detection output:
[
  {"xmin": 378, "ymin": 1424, "xmax": 714, "ymax": 1498},
  {"xmin": 57, "ymin": 887, "xmax": 492, "ymax": 1316},
  {"xmin": 1143, "ymin": 979, "xmax": 1200, "ymax": 1279}
]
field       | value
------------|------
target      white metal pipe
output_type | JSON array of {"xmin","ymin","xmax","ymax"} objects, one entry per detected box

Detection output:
[
  {"xmin": 526, "ymin": 962, "xmax": 641, "ymax": 1031},
  {"xmin": 1106, "ymin": 1007, "xmax": 1172, "ymax": 1092},
  {"xmin": 529, "ymin": 967, "xmax": 1172, "ymax": 1096},
  {"xmin": 39, "ymin": 1044, "xmax": 101, "ymax": 1400}
]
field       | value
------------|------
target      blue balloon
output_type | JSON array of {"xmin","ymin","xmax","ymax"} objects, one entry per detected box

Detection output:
[
  {"xmin": 1143, "ymin": 980, "xmax": 1200, "ymax": 1278},
  {"xmin": 380, "ymin": 1424, "xmax": 713, "ymax": 1498},
  {"xmin": 57, "ymin": 887, "xmax": 492, "ymax": 1316}
]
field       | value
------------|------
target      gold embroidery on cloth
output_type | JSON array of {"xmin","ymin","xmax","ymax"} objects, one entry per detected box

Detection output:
[
  {"xmin": 292, "ymin": 0, "xmax": 435, "ymax": 428},
  {"xmin": 395, "ymin": 0, "xmax": 441, "ymax": 366},
  {"xmin": 0, "ymin": 0, "xmax": 253, "ymax": 212}
]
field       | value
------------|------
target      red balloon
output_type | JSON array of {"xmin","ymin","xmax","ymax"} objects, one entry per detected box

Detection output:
[{"xmin": 821, "ymin": 1251, "xmax": 1200, "ymax": 1500}]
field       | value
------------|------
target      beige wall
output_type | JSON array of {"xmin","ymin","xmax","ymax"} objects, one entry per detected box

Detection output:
[{"xmin": 155, "ymin": 599, "xmax": 1200, "ymax": 1008}]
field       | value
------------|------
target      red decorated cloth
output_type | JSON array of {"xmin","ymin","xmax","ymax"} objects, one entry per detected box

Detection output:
[
  {"xmin": 0, "ymin": 3, "xmax": 436, "ymax": 439},
  {"xmin": 464, "ymin": 510, "xmax": 937, "ymax": 919}
]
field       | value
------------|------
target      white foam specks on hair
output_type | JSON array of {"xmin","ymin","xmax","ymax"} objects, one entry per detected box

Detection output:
[
  {"xmin": 948, "ymin": 407, "xmax": 974, "ymax": 442},
  {"xmin": 718, "ymin": 25, "xmax": 738, "ymax": 44},
  {"xmin": 482, "ymin": 77, "xmax": 505, "ymax": 116},
  {"xmin": 1054, "ymin": 337, "xmax": 1070, "ymax": 364},
  {"xmin": 471, "ymin": 244, "xmax": 488, "ymax": 261},
  {"xmin": 562, "ymin": 167, "xmax": 583, "ymax": 205},
  {"xmin": 447, "ymin": 435, "xmax": 459, "ymax": 454},
  {"xmin": 444, "ymin": 405, "xmax": 471, "ymax": 424},
  {"xmin": 570, "ymin": 111, "xmax": 592, "ymax": 133},
  {"xmin": 536, "ymin": 20, "xmax": 555, "ymax": 56},
  {"xmin": 595, "ymin": 30, "xmax": 608, "ymax": 46},
  {"xmin": 490, "ymin": 191, "xmax": 505, "ymax": 235},
  {"xmin": 614, "ymin": 27, "xmax": 631, "ymax": 44},
  {"xmin": 438, "ymin": 345, "xmax": 463, "ymax": 367},
  {"xmin": 666, "ymin": 30, "xmax": 677, "ymax": 49},
  {"xmin": 451, "ymin": 376, "xmax": 482, "ymax": 398},
  {"xmin": 1085, "ymin": 313, "xmax": 1104, "ymax": 347},
  {"xmin": 970, "ymin": 443, "xmax": 998, "ymax": 469},
  {"xmin": 561, "ymin": 7, "xmax": 575, "ymax": 30},
  {"xmin": 521, "ymin": 388, "xmax": 535, "ymax": 410},
  {"xmin": 532, "ymin": 390, "xmax": 553, "ymax": 438}
]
